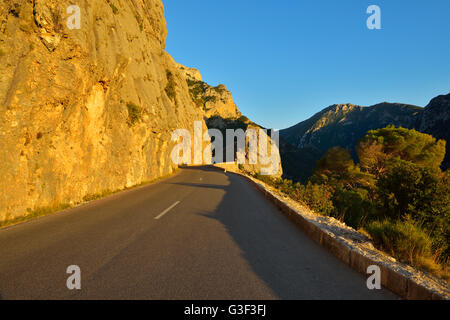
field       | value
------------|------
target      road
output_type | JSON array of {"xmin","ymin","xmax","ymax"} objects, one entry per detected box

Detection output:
[{"xmin": 0, "ymin": 166, "xmax": 397, "ymax": 299}]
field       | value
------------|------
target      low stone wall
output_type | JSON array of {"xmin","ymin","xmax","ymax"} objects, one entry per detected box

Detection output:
[{"xmin": 211, "ymin": 165, "xmax": 450, "ymax": 300}]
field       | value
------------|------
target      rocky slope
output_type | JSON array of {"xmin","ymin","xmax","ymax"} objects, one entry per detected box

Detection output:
[
  {"xmin": 0, "ymin": 0, "xmax": 210, "ymax": 222},
  {"xmin": 281, "ymin": 103, "xmax": 422, "ymax": 152},
  {"xmin": 176, "ymin": 64, "xmax": 282, "ymax": 177},
  {"xmin": 0, "ymin": 0, "xmax": 281, "ymax": 223},
  {"xmin": 177, "ymin": 64, "xmax": 242, "ymax": 120},
  {"xmin": 280, "ymin": 95, "xmax": 450, "ymax": 182}
]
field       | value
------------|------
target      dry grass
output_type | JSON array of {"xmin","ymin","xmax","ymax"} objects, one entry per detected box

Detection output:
[
  {"xmin": 0, "ymin": 169, "xmax": 179, "ymax": 230},
  {"xmin": 365, "ymin": 218, "xmax": 449, "ymax": 281},
  {"xmin": 0, "ymin": 203, "xmax": 71, "ymax": 229}
]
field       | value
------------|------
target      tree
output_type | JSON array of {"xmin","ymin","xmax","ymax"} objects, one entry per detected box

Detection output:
[
  {"xmin": 357, "ymin": 140, "xmax": 389, "ymax": 177},
  {"xmin": 311, "ymin": 147, "xmax": 374, "ymax": 190},
  {"xmin": 377, "ymin": 160, "xmax": 431, "ymax": 220},
  {"xmin": 332, "ymin": 187, "xmax": 374, "ymax": 229},
  {"xmin": 375, "ymin": 160, "xmax": 449, "ymax": 262},
  {"xmin": 358, "ymin": 126, "xmax": 446, "ymax": 172},
  {"xmin": 310, "ymin": 126, "xmax": 449, "ymax": 269},
  {"xmin": 293, "ymin": 182, "xmax": 334, "ymax": 216}
]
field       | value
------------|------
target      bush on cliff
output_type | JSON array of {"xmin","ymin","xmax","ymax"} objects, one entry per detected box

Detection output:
[
  {"xmin": 126, "ymin": 102, "xmax": 142, "ymax": 126},
  {"xmin": 165, "ymin": 70, "xmax": 177, "ymax": 101}
]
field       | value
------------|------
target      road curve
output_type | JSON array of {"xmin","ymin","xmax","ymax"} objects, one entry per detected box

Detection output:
[{"xmin": 0, "ymin": 167, "xmax": 397, "ymax": 299}]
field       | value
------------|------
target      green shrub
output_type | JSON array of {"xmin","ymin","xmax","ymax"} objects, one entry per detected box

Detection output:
[
  {"xmin": 430, "ymin": 210, "xmax": 449, "ymax": 265},
  {"xmin": 203, "ymin": 95, "xmax": 217, "ymax": 104},
  {"xmin": 366, "ymin": 217, "xmax": 433, "ymax": 266},
  {"xmin": 187, "ymin": 79, "xmax": 211, "ymax": 108},
  {"xmin": 212, "ymin": 85, "xmax": 226, "ymax": 95},
  {"xmin": 308, "ymin": 126, "xmax": 449, "ymax": 277},
  {"xmin": 294, "ymin": 182, "xmax": 334, "ymax": 216},
  {"xmin": 109, "ymin": 3, "xmax": 119, "ymax": 14},
  {"xmin": 332, "ymin": 188, "xmax": 373, "ymax": 229},
  {"xmin": 375, "ymin": 161, "xmax": 449, "ymax": 264},
  {"xmin": 359, "ymin": 125, "xmax": 446, "ymax": 171},
  {"xmin": 251, "ymin": 174, "xmax": 334, "ymax": 216},
  {"xmin": 126, "ymin": 102, "xmax": 142, "ymax": 126},
  {"xmin": 165, "ymin": 70, "xmax": 177, "ymax": 101}
]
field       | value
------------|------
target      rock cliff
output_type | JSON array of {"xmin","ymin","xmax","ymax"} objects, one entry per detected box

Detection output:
[
  {"xmin": 0, "ymin": 0, "xmax": 209, "ymax": 222},
  {"xmin": 176, "ymin": 64, "xmax": 242, "ymax": 120},
  {"xmin": 176, "ymin": 64, "xmax": 282, "ymax": 177},
  {"xmin": 0, "ymin": 0, "xmax": 281, "ymax": 222}
]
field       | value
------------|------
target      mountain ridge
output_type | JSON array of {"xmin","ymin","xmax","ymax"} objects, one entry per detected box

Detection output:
[{"xmin": 280, "ymin": 93, "xmax": 450, "ymax": 181}]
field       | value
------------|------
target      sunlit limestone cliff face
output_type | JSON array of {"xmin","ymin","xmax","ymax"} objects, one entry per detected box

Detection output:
[
  {"xmin": 176, "ymin": 64, "xmax": 242, "ymax": 120},
  {"xmin": 0, "ymin": 0, "xmax": 282, "ymax": 222},
  {"xmin": 175, "ymin": 64, "xmax": 282, "ymax": 177},
  {"xmin": 0, "ymin": 0, "xmax": 211, "ymax": 222}
]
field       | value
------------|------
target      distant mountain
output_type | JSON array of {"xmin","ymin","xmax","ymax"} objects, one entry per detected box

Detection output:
[
  {"xmin": 419, "ymin": 93, "xmax": 450, "ymax": 169},
  {"xmin": 280, "ymin": 93, "xmax": 450, "ymax": 182},
  {"xmin": 278, "ymin": 138, "xmax": 323, "ymax": 182}
]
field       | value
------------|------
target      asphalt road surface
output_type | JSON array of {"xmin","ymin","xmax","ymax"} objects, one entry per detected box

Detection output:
[{"xmin": 0, "ymin": 167, "xmax": 397, "ymax": 299}]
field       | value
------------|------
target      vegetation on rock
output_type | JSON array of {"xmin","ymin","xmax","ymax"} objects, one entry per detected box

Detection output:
[
  {"xmin": 126, "ymin": 102, "xmax": 142, "ymax": 126},
  {"xmin": 165, "ymin": 70, "xmax": 177, "ymax": 101}
]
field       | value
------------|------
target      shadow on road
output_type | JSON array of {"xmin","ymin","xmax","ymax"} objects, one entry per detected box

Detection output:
[{"xmin": 173, "ymin": 168, "xmax": 396, "ymax": 300}]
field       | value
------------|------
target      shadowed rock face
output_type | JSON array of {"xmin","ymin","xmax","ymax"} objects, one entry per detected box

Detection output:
[
  {"xmin": 0, "ymin": 0, "xmax": 210, "ymax": 221},
  {"xmin": 419, "ymin": 93, "xmax": 450, "ymax": 169}
]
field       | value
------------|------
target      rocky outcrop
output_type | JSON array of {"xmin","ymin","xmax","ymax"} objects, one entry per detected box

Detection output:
[
  {"xmin": 176, "ymin": 64, "xmax": 242, "ymax": 120},
  {"xmin": 175, "ymin": 63, "xmax": 202, "ymax": 82},
  {"xmin": 0, "ymin": 0, "xmax": 282, "ymax": 222},
  {"xmin": 175, "ymin": 64, "xmax": 282, "ymax": 177},
  {"xmin": 0, "ymin": 0, "xmax": 209, "ymax": 222}
]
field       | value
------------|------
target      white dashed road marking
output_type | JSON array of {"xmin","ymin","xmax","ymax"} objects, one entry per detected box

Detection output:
[{"xmin": 154, "ymin": 201, "xmax": 181, "ymax": 220}]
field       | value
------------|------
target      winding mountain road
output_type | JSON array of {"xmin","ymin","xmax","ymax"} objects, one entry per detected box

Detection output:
[{"xmin": 0, "ymin": 167, "xmax": 397, "ymax": 299}]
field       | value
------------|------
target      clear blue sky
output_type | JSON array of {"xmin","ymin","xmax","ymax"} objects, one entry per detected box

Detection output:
[{"xmin": 164, "ymin": 0, "xmax": 450, "ymax": 129}]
